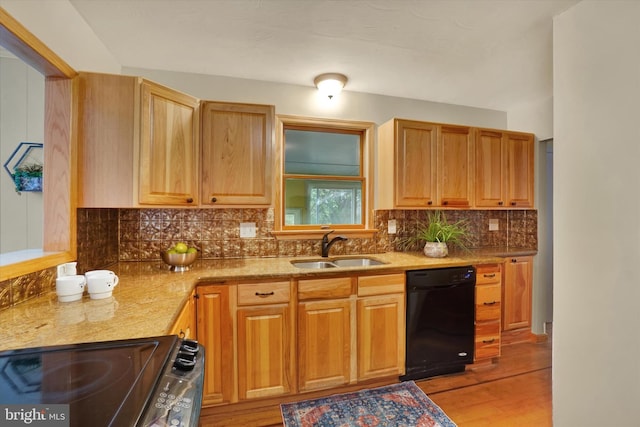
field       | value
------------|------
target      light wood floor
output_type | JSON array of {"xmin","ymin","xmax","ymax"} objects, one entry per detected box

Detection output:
[{"xmin": 199, "ymin": 340, "xmax": 552, "ymax": 426}]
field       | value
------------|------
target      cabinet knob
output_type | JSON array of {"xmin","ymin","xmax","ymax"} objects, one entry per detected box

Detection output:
[
  {"xmin": 427, "ymin": 200, "xmax": 432, "ymax": 205},
  {"xmin": 498, "ymin": 201, "xmax": 504, "ymax": 206},
  {"xmin": 442, "ymin": 201, "xmax": 448, "ymax": 206},
  {"xmin": 186, "ymin": 198, "xmax": 193, "ymax": 203},
  {"xmin": 211, "ymin": 197, "xmax": 217, "ymax": 203},
  {"xmin": 511, "ymin": 201, "xmax": 516, "ymax": 206},
  {"xmin": 511, "ymin": 258, "xmax": 517, "ymax": 263}
]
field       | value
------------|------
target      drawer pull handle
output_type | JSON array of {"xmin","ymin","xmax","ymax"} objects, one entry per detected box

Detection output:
[
  {"xmin": 255, "ymin": 291, "xmax": 275, "ymax": 297},
  {"xmin": 483, "ymin": 301, "xmax": 497, "ymax": 306},
  {"xmin": 483, "ymin": 273, "xmax": 496, "ymax": 278},
  {"xmin": 482, "ymin": 339, "xmax": 496, "ymax": 344}
]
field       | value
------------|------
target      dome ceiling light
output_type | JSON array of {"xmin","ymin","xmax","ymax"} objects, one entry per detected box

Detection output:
[{"xmin": 314, "ymin": 73, "xmax": 348, "ymax": 99}]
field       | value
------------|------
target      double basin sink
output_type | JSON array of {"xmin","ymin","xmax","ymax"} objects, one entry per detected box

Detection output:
[{"xmin": 291, "ymin": 257, "xmax": 386, "ymax": 269}]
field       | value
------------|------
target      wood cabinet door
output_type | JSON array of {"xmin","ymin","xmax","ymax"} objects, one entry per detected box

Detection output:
[
  {"xmin": 503, "ymin": 256, "xmax": 533, "ymax": 331},
  {"xmin": 437, "ymin": 125, "xmax": 473, "ymax": 207},
  {"xmin": 196, "ymin": 284, "xmax": 234, "ymax": 406},
  {"xmin": 506, "ymin": 132, "xmax": 534, "ymax": 208},
  {"xmin": 201, "ymin": 102, "xmax": 274, "ymax": 205},
  {"xmin": 475, "ymin": 129, "xmax": 506, "ymax": 207},
  {"xmin": 139, "ymin": 80, "xmax": 200, "ymax": 205},
  {"xmin": 237, "ymin": 304, "xmax": 294, "ymax": 400},
  {"xmin": 395, "ymin": 120, "xmax": 437, "ymax": 207},
  {"xmin": 357, "ymin": 294, "xmax": 405, "ymax": 380},
  {"xmin": 298, "ymin": 298, "xmax": 353, "ymax": 392},
  {"xmin": 169, "ymin": 292, "xmax": 196, "ymax": 339}
]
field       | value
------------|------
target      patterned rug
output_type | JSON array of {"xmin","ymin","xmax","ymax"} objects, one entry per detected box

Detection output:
[{"xmin": 280, "ymin": 381, "xmax": 457, "ymax": 427}]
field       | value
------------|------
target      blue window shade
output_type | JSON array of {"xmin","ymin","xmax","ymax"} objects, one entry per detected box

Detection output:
[{"xmin": 284, "ymin": 129, "xmax": 360, "ymax": 176}]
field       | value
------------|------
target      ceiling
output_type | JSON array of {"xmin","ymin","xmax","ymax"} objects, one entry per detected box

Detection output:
[{"xmin": 68, "ymin": 0, "xmax": 579, "ymax": 111}]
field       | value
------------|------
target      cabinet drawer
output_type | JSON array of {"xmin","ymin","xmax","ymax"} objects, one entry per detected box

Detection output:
[
  {"xmin": 298, "ymin": 277, "xmax": 353, "ymax": 300},
  {"xmin": 357, "ymin": 273, "xmax": 404, "ymax": 296},
  {"xmin": 476, "ymin": 283, "xmax": 501, "ymax": 321},
  {"xmin": 475, "ymin": 321, "xmax": 501, "ymax": 359},
  {"xmin": 475, "ymin": 264, "xmax": 501, "ymax": 285},
  {"xmin": 237, "ymin": 281, "xmax": 290, "ymax": 305}
]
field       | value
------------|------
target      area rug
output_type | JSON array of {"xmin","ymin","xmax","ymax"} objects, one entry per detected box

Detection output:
[{"xmin": 280, "ymin": 381, "xmax": 457, "ymax": 427}]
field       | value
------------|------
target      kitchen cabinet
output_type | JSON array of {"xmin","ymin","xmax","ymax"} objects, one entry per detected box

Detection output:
[
  {"xmin": 236, "ymin": 280, "xmax": 295, "ymax": 400},
  {"xmin": 474, "ymin": 264, "xmax": 502, "ymax": 361},
  {"xmin": 168, "ymin": 291, "xmax": 196, "ymax": 339},
  {"xmin": 378, "ymin": 118, "xmax": 534, "ymax": 210},
  {"xmin": 437, "ymin": 124, "xmax": 474, "ymax": 207},
  {"xmin": 196, "ymin": 284, "xmax": 234, "ymax": 406},
  {"xmin": 138, "ymin": 80, "xmax": 200, "ymax": 205},
  {"xmin": 356, "ymin": 273, "xmax": 405, "ymax": 380},
  {"xmin": 200, "ymin": 101, "xmax": 274, "ymax": 206},
  {"xmin": 297, "ymin": 276, "xmax": 354, "ymax": 392},
  {"xmin": 475, "ymin": 128, "xmax": 534, "ymax": 208},
  {"xmin": 77, "ymin": 72, "xmax": 200, "ymax": 207},
  {"xmin": 502, "ymin": 256, "xmax": 533, "ymax": 331},
  {"xmin": 377, "ymin": 119, "xmax": 473, "ymax": 208},
  {"xmin": 378, "ymin": 119, "xmax": 437, "ymax": 208}
]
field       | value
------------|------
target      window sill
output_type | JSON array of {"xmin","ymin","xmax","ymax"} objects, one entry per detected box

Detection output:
[{"xmin": 270, "ymin": 229, "xmax": 378, "ymax": 240}]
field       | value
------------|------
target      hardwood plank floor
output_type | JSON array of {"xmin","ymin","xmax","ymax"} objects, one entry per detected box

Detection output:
[{"xmin": 199, "ymin": 339, "xmax": 551, "ymax": 426}]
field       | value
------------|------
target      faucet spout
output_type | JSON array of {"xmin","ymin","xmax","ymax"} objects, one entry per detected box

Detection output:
[{"xmin": 321, "ymin": 231, "xmax": 348, "ymax": 257}]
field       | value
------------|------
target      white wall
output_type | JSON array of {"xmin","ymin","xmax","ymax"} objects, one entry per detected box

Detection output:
[
  {"xmin": 554, "ymin": 1, "xmax": 640, "ymax": 425},
  {"xmin": 124, "ymin": 66, "xmax": 507, "ymax": 128},
  {"xmin": 0, "ymin": 0, "xmax": 120, "ymax": 73},
  {"xmin": 0, "ymin": 55, "xmax": 43, "ymax": 253}
]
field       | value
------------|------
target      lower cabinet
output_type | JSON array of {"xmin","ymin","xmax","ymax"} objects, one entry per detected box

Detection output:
[
  {"xmin": 356, "ymin": 274, "xmax": 405, "ymax": 380},
  {"xmin": 297, "ymin": 276, "xmax": 354, "ymax": 392},
  {"xmin": 168, "ymin": 290, "xmax": 196, "ymax": 339},
  {"xmin": 196, "ymin": 284, "xmax": 234, "ymax": 406},
  {"xmin": 196, "ymin": 272, "xmax": 406, "ymax": 406},
  {"xmin": 236, "ymin": 280, "xmax": 295, "ymax": 400},
  {"xmin": 474, "ymin": 264, "xmax": 502, "ymax": 361},
  {"xmin": 502, "ymin": 256, "xmax": 533, "ymax": 331}
]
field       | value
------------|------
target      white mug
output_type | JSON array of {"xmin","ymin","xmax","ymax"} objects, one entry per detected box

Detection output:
[
  {"xmin": 57, "ymin": 262, "xmax": 78, "ymax": 278},
  {"xmin": 86, "ymin": 270, "xmax": 119, "ymax": 299},
  {"xmin": 55, "ymin": 275, "xmax": 86, "ymax": 302}
]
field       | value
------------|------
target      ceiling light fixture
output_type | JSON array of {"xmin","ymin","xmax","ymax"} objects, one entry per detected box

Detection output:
[{"xmin": 314, "ymin": 73, "xmax": 348, "ymax": 99}]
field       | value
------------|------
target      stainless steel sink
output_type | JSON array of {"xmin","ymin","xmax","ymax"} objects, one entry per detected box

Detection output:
[
  {"xmin": 290, "ymin": 257, "xmax": 386, "ymax": 269},
  {"xmin": 290, "ymin": 261, "xmax": 338, "ymax": 269},
  {"xmin": 332, "ymin": 258, "xmax": 386, "ymax": 267}
]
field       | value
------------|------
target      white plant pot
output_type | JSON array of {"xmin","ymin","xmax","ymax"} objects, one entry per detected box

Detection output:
[{"xmin": 423, "ymin": 242, "xmax": 448, "ymax": 258}]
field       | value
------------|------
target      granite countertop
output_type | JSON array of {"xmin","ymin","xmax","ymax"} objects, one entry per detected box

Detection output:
[{"xmin": 0, "ymin": 248, "xmax": 535, "ymax": 351}]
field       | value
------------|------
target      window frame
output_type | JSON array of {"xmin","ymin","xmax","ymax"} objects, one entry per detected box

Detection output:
[{"xmin": 273, "ymin": 115, "xmax": 376, "ymax": 240}]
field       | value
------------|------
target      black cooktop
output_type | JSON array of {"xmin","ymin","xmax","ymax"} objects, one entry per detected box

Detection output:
[{"xmin": 0, "ymin": 335, "xmax": 177, "ymax": 426}]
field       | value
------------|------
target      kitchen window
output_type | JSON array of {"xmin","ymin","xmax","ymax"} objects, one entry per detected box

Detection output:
[{"xmin": 274, "ymin": 116, "xmax": 375, "ymax": 238}]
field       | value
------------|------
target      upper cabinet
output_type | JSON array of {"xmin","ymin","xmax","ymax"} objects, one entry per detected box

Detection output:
[
  {"xmin": 380, "ymin": 120, "xmax": 437, "ymax": 208},
  {"xmin": 437, "ymin": 124, "xmax": 474, "ymax": 207},
  {"xmin": 78, "ymin": 72, "xmax": 200, "ymax": 207},
  {"xmin": 138, "ymin": 80, "xmax": 200, "ymax": 205},
  {"xmin": 377, "ymin": 118, "xmax": 534, "ymax": 210},
  {"xmin": 475, "ymin": 128, "xmax": 534, "ymax": 208},
  {"xmin": 201, "ymin": 102, "xmax": 274, "ymax": 206}
]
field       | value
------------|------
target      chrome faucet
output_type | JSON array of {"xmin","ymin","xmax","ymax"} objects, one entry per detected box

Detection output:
[{"xmin": 321, "ymin": 230, "xmax": 348, "ymax": 257}]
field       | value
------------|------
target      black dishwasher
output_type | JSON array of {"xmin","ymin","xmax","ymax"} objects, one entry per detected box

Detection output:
[{"xmin": 401, "ymin": 266, "xmax": 476, "ymax": 381}]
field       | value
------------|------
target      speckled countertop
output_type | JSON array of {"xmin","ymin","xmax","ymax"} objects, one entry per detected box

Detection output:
[{"xmin": 0, "ymin": 248, "xmax": 535, "ymax": 352}]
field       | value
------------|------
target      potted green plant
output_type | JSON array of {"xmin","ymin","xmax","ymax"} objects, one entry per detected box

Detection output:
[
  {"xmin": 13, "ymin": 162, "xmax": 43, "ymax": 193},
  {"xmin": 401, "ymin": 210, "xmax": 471, "ymax": 257}
]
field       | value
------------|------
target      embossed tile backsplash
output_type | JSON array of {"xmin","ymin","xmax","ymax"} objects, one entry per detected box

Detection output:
[{"xmin": 77, "ymin": 207, "xmax": 537, "ymax": 270}]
